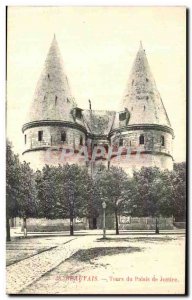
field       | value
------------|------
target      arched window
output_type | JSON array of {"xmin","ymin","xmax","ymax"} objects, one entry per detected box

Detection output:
[
  {"xmin": 80, "ymin": 136, "xmax": 83, "ymax": 146},
  {"xmin": 119, "ymin": 138, "xmax": 123, "ymax": 146},
  {"xmin": 61, "ymin": 132, "xmax": 66, "ymax": 142},
  {"xmin": 139, "ymin": 135, "xmax": 144, "ymax": 145},
  {"xmin": 161, "ymin": 135, "xmax": 165, "ymax": 146}
]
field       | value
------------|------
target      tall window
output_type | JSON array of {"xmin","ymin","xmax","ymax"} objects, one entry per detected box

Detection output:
[
  {"xmin": 61, "ymin": 132, "xmax": 66, "ymax": 142},
  {"xmin": 161, "ymin": 135, "xmax": 165, "ymax": 146},
  {"xmin": 119, "ymin": 138, "xmax": 123, "ymax": 146},
  {"xmin": 38, "ymin": 130, "xmax": 43, "ymax": 142},
  {"xmin": 24, "ymin": 134, "xmax": 27, "ymax": 144},
  {"xmin": 55, "ymin": 95, "xmax": 58, "ymax": 105},
  {"xmin": 139, "ymin": 135, "xmax": 144, "ymax": 145},
  {"xmin": 80, "ymin": 136, "xmax": 83, "ymax": 146}
]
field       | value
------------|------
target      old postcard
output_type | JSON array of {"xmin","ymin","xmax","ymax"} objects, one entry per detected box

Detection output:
[{"xmin": 6, "ymin": 6, "xmax": 186, "ymax": 295}]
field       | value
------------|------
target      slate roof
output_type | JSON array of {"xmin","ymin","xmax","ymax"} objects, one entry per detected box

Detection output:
[
  {"xmin": 82, "ymin": 110, "xmax": 116, "ymax": 136},
  {"xmin": 26, "ymin": 38, "xmax": 172, "ymax": 137},
  {"xmin": 120, "ymin": 42, "xmax": 171, "ymax": 128},
  {"xmin": 28, "ymin": 35, "xmax": 76, "ymax": 123}
]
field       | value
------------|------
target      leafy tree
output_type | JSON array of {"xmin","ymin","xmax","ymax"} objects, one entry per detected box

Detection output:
[
  {"xmin": 35, "ymin": 165, "xmax": 59, "ymax": 220},
  {"xmin": 6, "ymin": 140, "xmax": 20, "ymax": 241},
  {"xmin": 128, "ymin": 167, "xmax": 173, "ymax": 233},
  {"xmin": 17, "ymin": 161, "xmax": 38, "ymax": 237},
  {"xmin": 86, "ymin": 178, "xmax": 101, "ymax": 227},
  {"xmin": 95, "ymin": 166, "xmax": 129, "ymax": 235},
  {"xmin": 36, "ymin": 164, "xmax": 91, "ymax": 235},
  {"xmin": 171, "ymin": 162, "xmax": 186, "ymax": 221},
  {"xmin": 56, "ymin": 164, "xmax": 91, "ymax": 235}
]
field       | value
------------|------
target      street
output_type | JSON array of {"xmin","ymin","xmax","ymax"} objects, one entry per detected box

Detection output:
[{"xmin": 6, "ymin": 230, "xmax": 185, "ymax": 294}]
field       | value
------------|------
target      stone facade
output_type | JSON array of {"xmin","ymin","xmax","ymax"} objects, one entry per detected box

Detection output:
[
  {"xmin": 21, "ymin": 37, "xmax": 175, "ymax": 230},
  {"xmin": 22, "ymin": 38, "xmax": 174, "ymax": 173}
]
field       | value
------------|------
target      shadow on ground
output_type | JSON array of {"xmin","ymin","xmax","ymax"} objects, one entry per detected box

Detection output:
[
  {"xmin": 67, "ymin": 247, "xmax": 142, "ymax": 262},
  {"xmin": 96, "ymin": 236, "xmax": 176, "ymax": 243}
]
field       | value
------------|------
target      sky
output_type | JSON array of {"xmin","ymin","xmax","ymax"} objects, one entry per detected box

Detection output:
[{"xmin": 7, "ymin": 6, "xmax": 186, "ymax": 162}]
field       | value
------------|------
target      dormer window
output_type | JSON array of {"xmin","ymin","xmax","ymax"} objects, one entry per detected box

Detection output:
[
  {"xmin": 76, "ymin": 108, "xmax": 82, "ymax": 119},
  {"xmin": 61, "ymin": 132, "xmax": 66, "ymax": 142},
  {"xmin": 119, "ymin": 112, "xmax": 126, "ymax": 121},
  {"xmin": 161, "ymin": 136, "xmax": 165, "ymax": 146},
  {"xmin": 38, "ymin": 131, "xmax": 43, "ymax": 142},
  {"xmin": 139, "ymin": 135, "xmax": 144, "ymax": 145},
  {"xmin": 119, "ymin": 138, "xmax": 123, "ymax": 146}
]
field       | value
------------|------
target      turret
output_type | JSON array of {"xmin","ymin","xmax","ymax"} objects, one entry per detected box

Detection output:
[
  {"xmin": 110, "ymin": 42, "xmax": 174, "ymax": 173},
  {"xmin": 22, "ymin": 36, "xmax": 86, "ymax": 169}
]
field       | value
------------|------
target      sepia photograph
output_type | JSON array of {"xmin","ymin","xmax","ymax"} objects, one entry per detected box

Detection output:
[{"xmin": 6, "ymin": 6, "xmax": 186, "ymax": 295}]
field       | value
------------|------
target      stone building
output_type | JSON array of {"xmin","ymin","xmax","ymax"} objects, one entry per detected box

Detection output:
[
  {"xmin": 22, "ymin": 36, "xmax": 174, "ymax": 174},
  {"xmin": 21, "ymin": 36, "xmax": 174, "ymax": 231}
]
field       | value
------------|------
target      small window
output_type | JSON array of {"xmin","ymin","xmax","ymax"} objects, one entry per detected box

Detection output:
[
  {"xmin": 119, "ymin": 138, "xmax": 123, "ymax": 146},
  {"xmin": 139, "ymin": 135, "xmax": 144, "ymax": 145},
  {"xmin": 76, "ymin": 108, "xmax": 82, "ymax": 119},
  {"xmin": 146, "ymin": 96, "xmax": 149, "ymax": 100},
  {"xmin": 38, "ymin": 131, "xmax": 43, "ymax": 142},
  {"xmin": 132, "ymin": 80, "xmax": 134, "ymax": 86},
  {"xmin": 119, "ymin": 112, "xmax": 126, "ymax": 121},
  {"xmin": 146, "ymin": 78, "xmax": 149, "ymax": 82},
  {"xmin": 61, "ymin": 132, "xmax": 66, "ymax": 142},
  {"xmin": 144, "ymin": 105, "xmax": 146, "ymax": 111},
  {"xmin": 80, "ymin": 136, "xmax": 83, "ymax": 146},
  {"xmin": 48, "ymin": 74, "xmax": 50, "ymax": 79},
  {"xmin": 55, "ymin": 96, "xmax": 57, "ymax": 105},
  {"xmin": 161, "ymin": 136, "xmax": 165, "ymax": 146},
  {"xmin": 24, "ymin": 134, "xmax": 27, "ymax": 144}
]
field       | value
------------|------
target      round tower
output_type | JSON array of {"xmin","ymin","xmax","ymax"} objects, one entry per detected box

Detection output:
[
  {"xmin": 110, "ymin": 42, "xmax": 174, "ymax": 174},
  {"xmin": 22, "ymin": 36, "xmax": 86, "ymax": 169}
]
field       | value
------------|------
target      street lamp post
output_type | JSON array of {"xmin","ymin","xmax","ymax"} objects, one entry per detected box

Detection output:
[{"xmin": 102, "ymin": 200, "xmax": 107, "ymax": 238}]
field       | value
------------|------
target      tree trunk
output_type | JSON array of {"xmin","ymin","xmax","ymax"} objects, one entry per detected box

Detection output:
[
  {"xmin": 6, "ymin": 217, "xmax": 11, "ymax": 242},
  {"xmin": 23, "ymin": 217, "xmax": 27, "ymax": 238},
  {"xmin": 70, "ymin": 216, "xmax": 74, "ymax": 236},
  {"xmin": 115, "ymin": 210, "xmax": 119, "ymax": 235},
  {"xmin": 155, "ymin": 217, "xmax": 159, "ymax": 234}
]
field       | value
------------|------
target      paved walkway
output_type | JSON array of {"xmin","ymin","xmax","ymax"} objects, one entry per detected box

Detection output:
[{"xmin": 6, "ymin": 235, "xmax": 96, "ymax": 294}]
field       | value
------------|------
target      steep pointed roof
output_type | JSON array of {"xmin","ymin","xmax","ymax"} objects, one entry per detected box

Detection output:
[
  {"xmin": 28, "ymin": 36, "xmax": 76, "ymax": 123},
  {"xmin": 120, "ymin": 42, "xmax": 171, "ymax": 127}
]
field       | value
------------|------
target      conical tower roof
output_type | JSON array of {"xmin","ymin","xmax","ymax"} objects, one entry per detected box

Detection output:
[
  {"xmin": 121, "ymin": 42, "xmax": 171, "ymax": 127},
  {"xmin": 28, "ymin": 35, "xmax": 76, "ymax": 123}
]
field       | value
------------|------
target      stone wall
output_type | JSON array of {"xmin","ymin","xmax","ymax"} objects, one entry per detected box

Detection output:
[
  {"xmin": 110, "ymin": 129, "xmax": 173, "ymax": 156},
  {"xmin": 11, "ymin": 216, "xmax": 174, "ymax": 231},
  {"xmin": 110, "ymin": 128, "xmax": 173, "ymax": 173},
  {"xmin": 23, "ymin": 125, "xmax": 86, "ymax": 169},
  {"xmin": 118, "ymin": 216, "xmax": 174, "ymax": 230}
]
